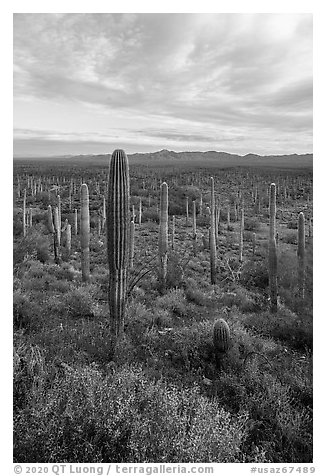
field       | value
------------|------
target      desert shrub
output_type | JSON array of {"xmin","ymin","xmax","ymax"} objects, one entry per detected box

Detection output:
[
  {"xmin": 196, "ymin": 215, "xmax": 210, "ymax": 227},
  {"xmin": 14, "ymin": 364, "xmax": 248, "ymax": 463},
  {"xmin": 165, "ymin": 251, "xmax": 187, "ymax": 289},
  {"xmin": 13, "ymin": 228, "xmax": 50, "ymax": 267},
  {"xmin": 282, "ymin": 232, "xmax": 297, "ymax": 244},
  {"xmin": 240, "ymin": 260, "xmax": 269, "ymax": 290},
  {"xmin": 142, "ymin": 208, "xmax": 159, "ymax": 223},
  {"xmin": 63, "ymin": 286, "xmax": 96, "ymax": 318},
  {"xmin": 184, "ymin": 277, "xmax": 212, "ymax": 306},
  {"xmin": 13, "ymin": 341, "xmax": 47, "ymax": 411},
  {"xmin": 156, "ymin": 289, "xmax": 187, "ymax": 317},
  {"xmin": 244, "ymin": 307, "xmax": 312, "ymax": 351},
  {"xmin": 13, "ymin": 291, "xmax": 43, "ymax": 329},
  {"xmin": 244, "ymin": 217, "xmax": 261, "ymax": 232}
]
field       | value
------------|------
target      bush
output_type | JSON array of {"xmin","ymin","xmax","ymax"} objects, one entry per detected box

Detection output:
[
  {"xmin": 13, "ymin": 291, "xmax": 42, "ymax": 330},
  {"xmin": 240, "ymin": 260, "xmax": 269, "ymax": 290},
  {"xmin": 63, "ymin": 286, "xmax": 96, "ymax": 318},
  {"xmin": 244, "ymin": 217, "xmax": 261, "ymax": 232},
  {"xmin": 14, "ymin": 364, "xmax": 249, "ymax": 463}
]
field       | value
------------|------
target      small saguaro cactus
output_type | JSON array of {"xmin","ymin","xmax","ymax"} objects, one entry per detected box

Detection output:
[
  {"xmin": 186, "ymin": 197, "xmax": 189, "ymax": 226},
  {"xmin": 107, "ymin": 149, "xmax": 130, "ymax": 340},
  {"xmin": 269, "ymin": 183, "xmax": 278, "ymax": 313},
  {"xmin": 297, "ymin": 212, "xmax": 305, "ymax": 299},
  {"xmin": 159, "ymin": 182, "xmax": 169, "ymax": 289},
  {"xmin": 210, "ymin": 177, "xmax": 217, "ymax": 284},
  {"xmin": 213, "ymin": 318, "xmax": 231, "ymax": 369},
  {"xmin": 80, "ymin": 184, "xmax": 90, "ymax": 283}
]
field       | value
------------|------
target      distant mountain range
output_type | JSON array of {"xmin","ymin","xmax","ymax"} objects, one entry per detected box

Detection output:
[{"xmin": 14, "ymin": 150, "xmax": 313, "ymax": 168}]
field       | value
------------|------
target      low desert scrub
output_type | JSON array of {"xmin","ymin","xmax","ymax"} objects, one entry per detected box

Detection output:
[{"xmin": 14, "ymin": 364, "xmax": 249, "ymax": 463}]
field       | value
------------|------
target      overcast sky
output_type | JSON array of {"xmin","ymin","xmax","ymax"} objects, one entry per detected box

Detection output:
[{"xmin": 13, "ymin": 13, "xmax": 312, "ymax": 157}]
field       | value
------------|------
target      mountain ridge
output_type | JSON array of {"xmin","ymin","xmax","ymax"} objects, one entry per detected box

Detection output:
[{"xmin": 13, "ymin": 150, "xmax": 313, "ymax": 168}]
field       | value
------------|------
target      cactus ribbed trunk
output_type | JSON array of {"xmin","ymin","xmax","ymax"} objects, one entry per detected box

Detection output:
[
  {"xmin": 22, "ymin": 189, "xmax": 26, "ymax": 237},
  {"xmin": 107, "ymin": 149, "xmax": 130, "ymax": 340},
  {"xmin": 159, "ymin": 182, "xmax": 168, "ymax": 289},
  {"xmin": 269, "ymin": 183, "xmax": 278, "ymax": 313},
  {"xmin": 186, "ymin": 197, "xmax": 189, "ymax": 226},
  {"xmin": 210, "ymin": 177, "xmax": 217, "ymax": 284},
  {"xmin": 139, "ymin": 198, "xmax": 142, "ymax": 225},
  {"xmin": 80, "ymin": 184, "xmax": 90, "ymax": 282},
  {"xmin": 57, "ymin": 195, "xmax": 62, "ymax": 234},
  {"xmin": 214, "ymin": 199, "xmax": 219, "ymax": 241},
  {"xmin": 130, "ymin": 220, "xmax": 135, "ymax": 270},
  {"xmin": 171, "ymin": 215, "xmax": 175, "ymax": 250},
  {"xmin": 298, "ymin": 212, "xmax": 305, "ymax": 299},
  {"xmin": 239, "ymin": 207, "xmax": 244, "ymax": 262},
  {"xmin": 199, "ymin": 193, "xmax": 203, "ymax": 215},
  {"xmin": 102, "ymin": 196, "xmax": 106, "ymax": 231},
  {"xmin": 53, "ymin": 206, "xmax": 61, "ymax": 264},
  {"xmin": 66, "ymin": 224, "xmax": 71, "ymax": 257},
  {"xmin": 74, "ymin": 209, "xmax": 78, "ymax": 236},
  {"xmin": 252, "ymin": 232, "xmax": 256, "ymax": 257},
  {"xmin": 192, "ymin": 200, "xmax": 197, "ymax": 255}
]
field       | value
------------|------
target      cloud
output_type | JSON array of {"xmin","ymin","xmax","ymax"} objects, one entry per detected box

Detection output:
[{"xmin": 13, "ymin": 13, "xmax": 313, "ymax": 155}]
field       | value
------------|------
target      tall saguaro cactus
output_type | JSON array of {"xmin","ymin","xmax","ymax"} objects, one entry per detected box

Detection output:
[
  {"xmin": 269, "ymin": 183, "xmax": 278, "ymax": 313},
  {"xmin": 297, "ymin": 212, "xmax": 305, "ymax": 299},
  {"xmin": 22, "ymin": 189, "xmax": 26, "ymax": 237},
  {"xmin": 210, "ymin": 177, "xmax": 217, "ymax": 284},
  {"xmin": 159, "ymin": 182, "xmax": 169, "ymax": 289},
  {"xmin": 107, "ymin": 149, "xmax": 130, "ymax": 340},
  {"xmin": 80, "ymin": 184, "xmax": 90, "ymax": 282},
  {"xmin": 130, "ymin": 220, "xmax": 135, "ymax": 270},
  {"xmin": 192, "ymin": 200, "xmax": 197, "ymax": 255},
  {"xmin": 239, "ymin": 207, "xmax": 244, "ymax": 262}
]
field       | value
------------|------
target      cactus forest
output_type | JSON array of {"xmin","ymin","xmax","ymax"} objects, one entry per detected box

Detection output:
[{"xmin": 13, "ymin": 151, "xmax": 313, "ymax": 463}]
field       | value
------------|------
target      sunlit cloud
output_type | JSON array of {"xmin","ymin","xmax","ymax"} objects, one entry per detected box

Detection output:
[{"xmin": 13, "ymin": 13, "xmax": 312, "ymax": 156}]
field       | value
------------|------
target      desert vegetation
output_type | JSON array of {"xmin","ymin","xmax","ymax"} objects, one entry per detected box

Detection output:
[{"xmin": 13, "ymin": 152, "xmax": 313, "ymax": 463}]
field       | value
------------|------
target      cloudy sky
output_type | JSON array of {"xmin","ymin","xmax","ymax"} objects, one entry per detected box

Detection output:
[{"xmin": 13, "ymin": 13, "xmax": 312, "ymax": 157}]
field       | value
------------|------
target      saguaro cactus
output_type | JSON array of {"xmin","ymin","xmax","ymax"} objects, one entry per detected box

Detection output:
[
  {"xmin": 297, "ymin": 212, "xmax": 305, "ymax": 299},
  {"xmin": 269, "ymin": 183, "xmax": 278, "ymax": 313},
  {"xmin": 139, "ymin": 198, "xmax": 142, "ymax": 225},
  {"xmin": 239, "ymin": 207, "xmax": 244, "ymax": 262},
  {"xmin": 130, "ymin": 220, "xmax": 135, "ymax": 270},
  {"xmin": 252, "ymin": 232, "xmax": 256, "ymax": 257},
  {"xmin": 159, "ymin": 182, "xmax": 169, "ymax": 289},
  {"xmin": 210, "ymin": 177, "xmax": 217, "ymax": 284},
  {"xmin": 171, "ymin": 215, "xmax": 175, "ymax": 250},
  {"xmin": 186, "ymin": 197, "xmax": 189, "ymax": 226},
  {"xmin": 49, "ymin": 205, "xmax": 60, "ymax": 264},
  {"xmin": 192, "ymin": 200, "xmax": 197, "ymax": 255},
  {"xmin": 22, "ymin": 189, "xmax": 26, "ymax": 237},
  {"xmin": 66, "ymin": 224, "xmax": 72, "ymax": 257},
  {"xmin": 80, "ymin": 184, "xmax": 90, "ymax": 282},
  {"xmin": 107, "ymin": 149, "xmax": 130, "ymax": 340},
  {"xmin": 74, "ymin": 209, "xmax": 78, "ymax": 235},
  {"xmin": 213, "ymin": 318, "xmax": 231, "ymax": 369}
]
